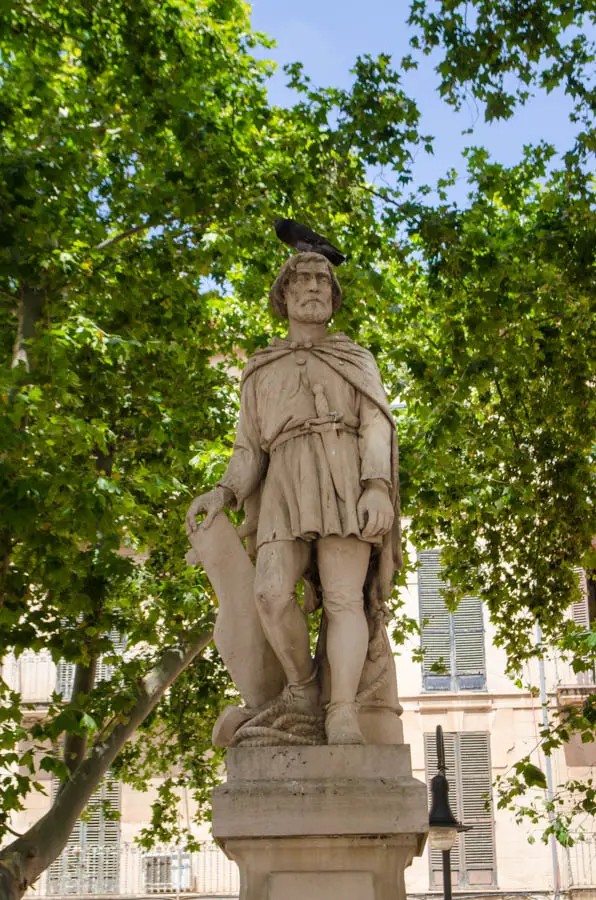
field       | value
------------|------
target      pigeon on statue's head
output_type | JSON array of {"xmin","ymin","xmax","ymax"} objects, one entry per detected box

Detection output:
[{"xmin": 274, "ymin": 217, "xmax": 346, "ymax": 266}]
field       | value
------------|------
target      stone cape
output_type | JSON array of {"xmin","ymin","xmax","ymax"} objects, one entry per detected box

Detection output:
[{"xmin": 234, "ymin": 332, "xmax": 403, "ymax": 607}]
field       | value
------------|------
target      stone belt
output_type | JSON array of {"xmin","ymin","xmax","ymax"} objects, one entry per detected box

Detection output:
[{"xmin": 268, "ymin": 420, "xmax": 358, "ymax": 453}]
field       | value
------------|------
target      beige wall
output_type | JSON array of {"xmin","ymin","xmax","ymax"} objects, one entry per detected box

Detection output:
[{"xmin": 399, "ymin": 543, "xmax": 596, "ymax": 894}]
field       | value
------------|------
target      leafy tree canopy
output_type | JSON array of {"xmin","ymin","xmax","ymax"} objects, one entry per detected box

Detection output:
[
  {"xmin": 394, "ymin": 145, "xmax": 596, "ymax": 668},
  {"xmin": 1, "ymin": 0, "xmax": 595, "ymax": 893},
  {"xmin": 401, "ymin": 0, "xmax": 596, "ymax": 841},
  {"xmin": 0, "ymin": 1, "xmax": 425, "ymax": 895},
  {"xmin": 408, "ymin": 0, "xmax": 596, "ymax": 135}
]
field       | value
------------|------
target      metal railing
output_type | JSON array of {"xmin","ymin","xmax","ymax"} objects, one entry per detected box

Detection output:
[
  {"xmin": 564, "ymin": 834, "xmax": 596, "ymax": 889},
  {"xmin": 30, "ymin": 843, "xmax": 240, "ymax": 898}
]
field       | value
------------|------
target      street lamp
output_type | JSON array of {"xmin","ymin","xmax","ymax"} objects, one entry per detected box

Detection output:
[{"xmin": 428, "ymin": 725, "xmax": 471, "ymax": 900}]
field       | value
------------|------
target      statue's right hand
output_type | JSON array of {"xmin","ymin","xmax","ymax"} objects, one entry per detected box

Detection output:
[{"xmin": 185, "ymin": 487, "xmax": 227, "ymax": 536}]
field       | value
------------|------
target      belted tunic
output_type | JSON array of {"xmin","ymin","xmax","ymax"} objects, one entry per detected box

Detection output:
[{"xmin": 218, "ymin": 334, "xmax": 393, "ymax": 551}]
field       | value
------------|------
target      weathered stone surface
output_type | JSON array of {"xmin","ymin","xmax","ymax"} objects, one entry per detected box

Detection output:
[
  {"xmin": 213, "ymin": 745, "xmax": 428, "ymax": 900},
  {"xmin": 186, "ymin": 511, "xmax": 284, "ymax": 710},
  {"xmin": 224, "ymin": 744, "xmax": 414, "ymax": 781},
  {"xmin": 224, "ymin": 836, "xmax": 419, "ymax": 900},
  {"xmin": 186, "ymin": 253, "xmax": 404, "ymax": 748}
]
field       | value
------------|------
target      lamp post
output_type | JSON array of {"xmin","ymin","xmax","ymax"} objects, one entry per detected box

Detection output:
[{"xmin": 428, "ymin": 725, "xmax": 471, "ymax": 900}]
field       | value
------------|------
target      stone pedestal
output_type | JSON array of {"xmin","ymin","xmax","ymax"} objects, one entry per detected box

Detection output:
[{"xmin": 212, "ymin": 745, "xmax": 428, "ymax": 900}]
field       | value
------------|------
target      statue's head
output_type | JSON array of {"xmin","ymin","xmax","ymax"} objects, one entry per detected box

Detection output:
[{"xmin": 269, "ymin": 252, "xmax": 342, "ymax": 323}]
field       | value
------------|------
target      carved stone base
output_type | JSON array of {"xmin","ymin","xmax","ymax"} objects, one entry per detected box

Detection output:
[{"xmin": 212, "ymin": 745, "xmax": 428, "ymax": 900}]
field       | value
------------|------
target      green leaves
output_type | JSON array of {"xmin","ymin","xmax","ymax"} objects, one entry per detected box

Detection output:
[
  {"xmin": 393, "ymin": 146, "xmax": 596, "ymax": 670},
  {"xmin": 0, "ymin": 0, "xmax": 430, "ymax": 856},
  {"xmin": 407, "ymin": 0, "xmax": 596, "ymax": 162},
  {"xmin": 521, "ymin": 763, "xmax": 548, "ymax": 791}
]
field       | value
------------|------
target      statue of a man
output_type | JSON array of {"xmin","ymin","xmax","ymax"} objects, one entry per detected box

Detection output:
[{"xmin": 186, "ymin": 252, "xmax": 402, "ymax": 745}]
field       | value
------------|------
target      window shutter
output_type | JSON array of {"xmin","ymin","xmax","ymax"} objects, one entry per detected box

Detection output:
[
  {"xmin": 419, "ymin": 549, "xmax": 486, "ymax": 692},
  {"xmin": 424, "ymin": 732, "xmax": 462, "ymax": 881},
  {"xmin": 424, "ymin": 732, "xmax": 497, "ymax": 889},
  {"xmin": 418, "ymin": 550, "xmax": 452, "ymax": 690},
  {"xmin": 453, "ymin": 595, "xmax": 486, "ymax": 690},
  {"xmin": 55, "ymin": 632, "xmax": 126, "ymax": 700},
  {"xmin": 56, "ymin": 662, "xmax": 75, "ymax": 701},
  {"xmin": 48, "ymin": 777, "xmax": 121, "ymax": 895},
  {"xmin": 82, "ymin": 779, "xmax": 121, "ymax": 894},
  {"xmin": 95, "ymin": 632, "xmax": 127, "ymax": 684},
  {"xmin": 572, "ymin": 569, "xmax": 590, "ymax": 629},
  {"xmin": 458, "ymin": 733, "xmax": 496, "ymax": 885}
]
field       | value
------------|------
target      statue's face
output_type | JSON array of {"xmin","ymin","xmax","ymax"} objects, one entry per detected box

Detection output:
[{"xmin": 285, "ymin": 259, "xmax": 333, "ymax": 324}]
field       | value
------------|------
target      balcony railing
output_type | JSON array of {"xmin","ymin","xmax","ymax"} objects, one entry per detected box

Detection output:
[
  {"xmin": 30, "ymin": 843, "xmax": 240, "ymax": 898},
  {"xmin": 563, "ymin": 833, "xmax": 596, "ymax": 889}
]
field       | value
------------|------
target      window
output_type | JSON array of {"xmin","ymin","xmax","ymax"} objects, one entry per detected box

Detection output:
[
  {"xmin": 56, "ymin": 632, "xmax": 126, "ymax": 701},
  {"xmin": 572, "ymin": 569, "xmax": 596, "ymax": 629},
  {"xmin": 47, "ymin": 778, "xmax": 121, "ymax": 895},
  {"xmin": 424, "ymin": 731, "xmax": 497, "ymax": 889},
  {"xmin": 418, "ymin": 549, "xmax": 486, "ymax": 692},
  {"xmin": 570, "ymin": 569, "xmax": 596, "ymax": 685},
  {"xmin": 143, "ymin": 852, "xmax": 192, "ymax": 894}
]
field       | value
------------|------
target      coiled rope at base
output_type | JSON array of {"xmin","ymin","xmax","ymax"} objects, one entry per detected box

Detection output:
[{"xmin": 228, "ymin": 657, "xmax": 389, "ymax": 748}]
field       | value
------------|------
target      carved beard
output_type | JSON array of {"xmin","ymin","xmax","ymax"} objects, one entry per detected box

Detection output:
[{"xmin": 288, "ymin": 297, "xmax": 332, "ymax": 324}]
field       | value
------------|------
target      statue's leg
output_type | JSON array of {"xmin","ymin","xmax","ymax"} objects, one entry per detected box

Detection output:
[
  {"xmin": 254, "ymin": 540, "xmax": 318, "ymax": 710},
  {"xmin": 317, "ymin": 535, "xmax": 371, "ymax": 743}
]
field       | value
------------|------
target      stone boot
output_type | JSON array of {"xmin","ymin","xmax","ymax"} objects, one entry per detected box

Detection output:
[
  {"xmin": 282, "ymin": 671, "xmax": 320, "ymax": 715},
  {"xmin": 325, "ymin": 701, "xmax": 365, "ymax": 745}
]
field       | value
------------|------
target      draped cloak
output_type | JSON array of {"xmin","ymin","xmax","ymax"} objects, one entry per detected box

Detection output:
[{"xmin": 218, "ymin": 333, "xmax": 403, "ymax": 626}]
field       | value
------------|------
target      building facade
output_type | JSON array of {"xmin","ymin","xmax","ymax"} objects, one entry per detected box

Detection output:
[{"xmin": 402, "ymin": 547, "xmax": 596, "ymax": 899}]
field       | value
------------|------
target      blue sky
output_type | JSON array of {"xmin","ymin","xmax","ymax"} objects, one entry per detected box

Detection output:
[{"xmin": 249, "ymin": 0, "xmax": 579, "ymax": 201}]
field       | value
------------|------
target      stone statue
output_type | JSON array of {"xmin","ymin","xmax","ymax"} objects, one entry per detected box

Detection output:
[{"xmin": 186, "ymin": 252, "xmax": 403, "ymax": 748}]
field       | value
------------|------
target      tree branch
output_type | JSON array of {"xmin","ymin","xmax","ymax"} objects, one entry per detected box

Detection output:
[
  {"xmin": 0, "ymin": 627, "xmax": 213, "ymax": 900},
  {"xmin": 94, "ymin": 208, "xmax": 216, "ymax": 252},
  {"xmin": 364, "ymin": 184, "xmax": 406, "ymax": 211},
  {"xmin": 95, "ymin": 223, "xmax": 156, "ymax": 251},
  {"xmin": 493, "ymin": 375, "xmax": 522, "ymax": 452}
]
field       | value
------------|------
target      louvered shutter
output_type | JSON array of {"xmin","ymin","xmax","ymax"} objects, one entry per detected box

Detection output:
[
  {"xmin": 48, "ymin": 777, "xmax": 84, "ymax": 895},
  {"xmin": 571, "ymin": 570, "xmax": 596, "ymax": 685},
  {"xmin": 56, "ymin": 661, "xmax": 75, "ymax": 701},
  {"xmin": 572, "ymin": 569, "xmax": 590, "ymax": 629},
  {"xmin": 453, "ymin": 596, "xmax": 486, "ymax": 690},
  {"xmin": 96, "ymin": 632, "xmax": 127, "ymax": 684},
  {"xmin": 55, "ymin": 632, "xmax": 126, "ymax": 700},
  {"xmin": 424, "ymin": 732, "xmax": 462, "ymax": 884},
  {"xmin": 84, "ymin": 778, "xmax": 121, "ymax": 894},
  {"xmin": 424, "ymin": 732, "xmax": 496, "ymax": 889},
  {"xmin": 48, "ymin": 777, "xmax": 121, "ymax": 895},
  {"xmin": 418, "ymin": 550, "xmax": 452, "ymax": 691},
  {"xmin": 458, "ymin": 733, "xmax": 496, "ymax": 885}
]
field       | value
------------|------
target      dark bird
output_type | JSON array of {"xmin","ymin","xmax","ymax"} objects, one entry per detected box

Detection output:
[{"xmin": 274, "ymin": 217, "xmax": 346, "ymax": 266}]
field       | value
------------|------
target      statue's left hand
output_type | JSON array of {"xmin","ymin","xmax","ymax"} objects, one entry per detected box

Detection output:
[
  {"xmin": 185, "ymin": 486, "xmax": 231, "ymax": 536},
  {"xmin": 357, "ymin": 481, "xmax": 394, "ymax": 539}
]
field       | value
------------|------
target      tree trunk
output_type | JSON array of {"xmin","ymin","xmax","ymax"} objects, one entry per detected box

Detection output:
[
  {"xmin": 0, "ymin": 628, "xmax": 213, "ymax": 900},
  {"xmin": 11, "ymin": 285, "xmax": 44, "ymax": 372},
  {"xmin": 62, "ymin": 659, "xmax": 98, "ymax": 776}
]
